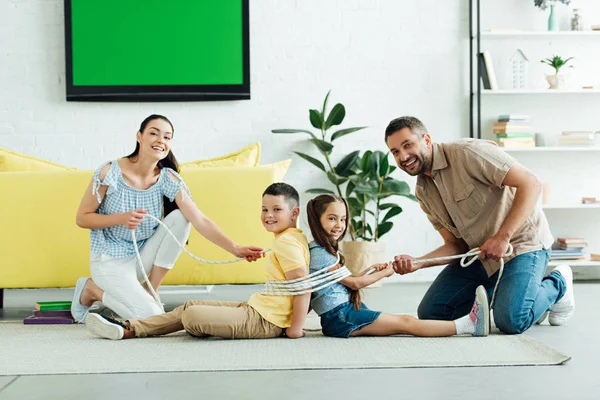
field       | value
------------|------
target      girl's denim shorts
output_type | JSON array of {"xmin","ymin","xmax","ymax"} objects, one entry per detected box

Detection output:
[{"xmin": 320, "ymin": 301, "xmax": 381, "ymax": 338}]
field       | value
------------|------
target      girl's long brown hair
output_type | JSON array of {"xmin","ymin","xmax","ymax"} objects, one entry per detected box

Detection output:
[{"xmin": 307, "ymin": 194, "xmax": 361, "ymax": 309}]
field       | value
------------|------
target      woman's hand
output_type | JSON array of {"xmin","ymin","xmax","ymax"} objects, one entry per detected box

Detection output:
[
  {"xmin": 371, "ymin": 262, "xmax": 389, "ymax": 272},
  {"xmin": 382, "ymin": 262, "xmax": 395, "ymax": 278},
  {"xmin": 121, "ymin": 209, "xmax": 147, "ymax": 230},
  {"xmin": 233, "ymin": 245, "xmax": 264, "ymax": 262}
]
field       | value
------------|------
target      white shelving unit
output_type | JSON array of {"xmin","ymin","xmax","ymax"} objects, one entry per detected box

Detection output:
[
  {"xmin": 503, "ymin": 147, "xmax": 600, "ymax": 152},
  {"xmin": 475, "ymin": 15, "xmax": 600, "ymax": 280},
  {"xmin": 481, "ymin": 31, "xmax": 600, "ymax": 38},
  {"xmin": 482, "ymin": 89, "xmax": 600, "ymax": 94}
]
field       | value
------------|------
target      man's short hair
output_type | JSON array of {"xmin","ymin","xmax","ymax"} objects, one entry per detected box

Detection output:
[
  {"xmin": 263, "ymin": 182, "xmax": 300, "ymax": 209},
  {"xmin": 384, "ymin": 116, "xmax": 428, "ymax": 141}
]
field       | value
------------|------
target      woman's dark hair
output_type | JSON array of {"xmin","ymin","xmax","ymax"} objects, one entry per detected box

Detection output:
[
  {"xmin": 126, "ymin": 114, "xmax": 179, "ymax": 217},
  {"xmin": 307, "ymin": 194, "xmax": 361, "ymax": 310}
]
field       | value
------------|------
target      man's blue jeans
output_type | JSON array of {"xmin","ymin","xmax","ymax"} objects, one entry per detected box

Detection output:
[{"xmin": 417, "ymin": 249, "xmax": 566, "ymax": 334}]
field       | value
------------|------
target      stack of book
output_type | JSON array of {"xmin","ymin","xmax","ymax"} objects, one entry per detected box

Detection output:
[
  {"xmin": 550, "ymin": 237, "xmax": 588, "ymax": 261},
  {"xmin": 23, "ymin": 301, "xmax": 74, "ymax": 325},
  {"xmin": 493, "ymin": 115, "xmax": 536, "ymax": 148},
  {"xmin": 558, "ymin": 131, "xmax": 597, "ymax": 147}
]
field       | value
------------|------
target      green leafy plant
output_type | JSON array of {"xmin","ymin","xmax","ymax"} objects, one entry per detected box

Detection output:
[
  {"xmin": 534, "ymin": 0, "xmax": 570, "ymax": 10},
  {"xmin": 345, "ymin": 151, "xmax": 416, "ymax": 241},
  {"xmin": 541, "ymin": 55, "xmax": 574, "ymax": 75},
  {"xmin": 272, "ymin": 91, "xmax": 416, "ymax": 241}
]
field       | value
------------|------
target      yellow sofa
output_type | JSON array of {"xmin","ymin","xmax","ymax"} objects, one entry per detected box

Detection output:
[{"xmin": 0, "ymin": 144, "xmax": 290, "ymax": 294}]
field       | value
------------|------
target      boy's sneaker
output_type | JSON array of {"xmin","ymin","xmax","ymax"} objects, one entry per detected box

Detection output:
[
  {"xmin": 549, "ymin": 264, "xmax": 575, "ymax": 326},
  {"xmin": 86, "ymin": 313, "xmax": 126, "ymax": 340},
  {"xmin": 71, "ymin": 277, "xmax": 90, "ymax": 323},
  {"xmin": 470, "ymin": 285, "xmax": 490, "ymax": 337}
]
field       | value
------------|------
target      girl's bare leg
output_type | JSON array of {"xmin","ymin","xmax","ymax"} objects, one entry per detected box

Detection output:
[{"xmin": 350, "ymin": 313, "xmax": 457, "ymax": 337}]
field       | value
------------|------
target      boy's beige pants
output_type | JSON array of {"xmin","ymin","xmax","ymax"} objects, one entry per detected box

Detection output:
[{"xmin": 128, "ymin": 300, "xmax": 283, "ymax": 339}]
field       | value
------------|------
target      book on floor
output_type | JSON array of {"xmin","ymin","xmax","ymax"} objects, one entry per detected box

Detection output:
[
  {"xmin": 34, "ymin": 301, "xmax": 72, "ymax": 311},
  {"xmin": 33, "ymin": 309, "xmax": 73, "ymax": 318},
  {"xmin": 23, "ymin": 316, "xmax": 74, "ymax": 325}
]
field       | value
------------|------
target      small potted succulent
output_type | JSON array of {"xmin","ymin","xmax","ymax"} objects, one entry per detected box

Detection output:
[{"xmin": 541, "ymin": 55, "xmax": 574, "ymax": 89}]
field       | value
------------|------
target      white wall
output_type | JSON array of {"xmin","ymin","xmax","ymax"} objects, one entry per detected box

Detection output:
[{"xmin": 2, "ymin": 0, "xmax": 476, "ymax": 283}]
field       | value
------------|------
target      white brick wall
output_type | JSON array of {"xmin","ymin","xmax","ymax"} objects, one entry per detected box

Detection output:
[{"xmin": 1, "ymin": 0, "xmax": 475, "ymax": 283}]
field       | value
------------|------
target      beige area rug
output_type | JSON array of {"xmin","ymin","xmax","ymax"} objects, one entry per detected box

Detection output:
[{"xmin": 0, "ymin": 321, "xmax": 569, "ymax": 376}]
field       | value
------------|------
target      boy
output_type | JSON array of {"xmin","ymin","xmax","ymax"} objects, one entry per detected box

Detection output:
[{"xmin": 85, "ymin": 183, "xmax": 311, "ymax": 340}]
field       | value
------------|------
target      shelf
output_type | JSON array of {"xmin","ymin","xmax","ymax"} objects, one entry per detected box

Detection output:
[
  {"xmin": 548, "ymin": 260, "xmax": 600, "ymax": 267},
  {"xmin": 481, "ymin": 89, "xmax": 600, "ymax": 94},
  {"xmin": 502, "ymin": 147, "xmax": 600, "ymax": 152},
  {"xmin": 480, "ymin": 31, "xmax": 600, "ymax": 38},
  {"xmin": 542, "ymin": 204, "xmax": 600, "ymax": 210}
]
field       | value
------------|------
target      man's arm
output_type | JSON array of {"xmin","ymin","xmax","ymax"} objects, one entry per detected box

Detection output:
[
  {"xmin": 393, "ymin": 227, "xmax": 469, "ymax": 275},
  {"xmin": 478, "ymin": 163, "xmax": 542, "ymax": 261}
]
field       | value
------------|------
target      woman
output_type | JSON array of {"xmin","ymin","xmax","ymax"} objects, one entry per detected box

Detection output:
[{"xmin": 72, "ymin": 115, "xmax": 263, "ymax": 322}]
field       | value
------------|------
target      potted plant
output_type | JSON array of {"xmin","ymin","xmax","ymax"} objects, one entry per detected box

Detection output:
[
  {"xmin": 342, "ymin": 150, "xmax": 416, "ymax": 281},
  {"xmin": 534, "ymin": 0, "xmax": 571, "ymax": 31},
  {"xmin": 272, "ymin": 92, "xmax": 416, "ymax": 279},
  {"xmin": 541, "ymin": 55, "xmax": 574, "ymax": 89}
]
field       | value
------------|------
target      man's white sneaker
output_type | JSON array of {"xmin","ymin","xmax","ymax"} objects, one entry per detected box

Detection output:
[
  {"xmin": 86, "ymin": 313, "xmax": 126, "ymax": 340},
  {"xmin": 549, "ymin": 264, "xmax": 575, "ymax": 326}
]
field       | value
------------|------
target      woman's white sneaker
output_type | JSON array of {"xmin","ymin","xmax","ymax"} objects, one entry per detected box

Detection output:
[
  {"xmin": 86, "ymin": 313, "xmax": 125, "ymax": 340},
  {"xmin": 549, "ymin": 264, "xmax": 575, "ymax": 326}
]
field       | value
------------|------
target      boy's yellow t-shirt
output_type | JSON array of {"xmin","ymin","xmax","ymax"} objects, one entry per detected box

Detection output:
[{"xmin": 247, "ymin": 228, "xmax": 310, "ymax": 328}]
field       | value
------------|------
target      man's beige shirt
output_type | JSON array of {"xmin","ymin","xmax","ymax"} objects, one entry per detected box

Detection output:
[{"xmin": 415, "ymin": 139, "xmax": 553, "ymax": 276}]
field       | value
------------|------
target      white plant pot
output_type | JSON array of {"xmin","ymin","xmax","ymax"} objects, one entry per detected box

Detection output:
[
  {"xmin": 546, "ymin": 74, "xmax": 564, "ymax": 89},
  {"xmin": 342, "ymin": 241, "xmax": 386, "ymax": 288}
]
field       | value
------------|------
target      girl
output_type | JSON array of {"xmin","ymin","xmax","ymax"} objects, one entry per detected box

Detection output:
[
  {"xmin": 306, "ymin": 194, "xmax": 489, "ymax": 338},
  {"xmin": 71, "ymin": 115, "xmax": 263, "ymax": 322}
]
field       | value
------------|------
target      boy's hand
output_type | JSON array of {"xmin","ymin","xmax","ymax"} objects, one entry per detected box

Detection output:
[
  {"xmin": 233, "ymin": 245, "xmax": 264, "ymax": 262},
  {"xmin": 284, "ymin": 327, "xmax": 305, "ymax": 339}
]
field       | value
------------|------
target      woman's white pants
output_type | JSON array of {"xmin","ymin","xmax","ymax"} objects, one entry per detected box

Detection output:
[{"xmin": 91, "ymin": 210, "xmax": 191, "ymax": 319}]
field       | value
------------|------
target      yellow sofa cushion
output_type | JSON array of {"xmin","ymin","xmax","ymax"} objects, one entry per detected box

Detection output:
[
  {"xmin": 0, "ymin": 147, "xmax": 73, "ymax": 171},
  {"xmin": 258, "ymin": 159, "xmax": 292, "ymax": 181},
  {"xmin": 180, "ymin": 142, "xmax": 261, "ymax": 170}
]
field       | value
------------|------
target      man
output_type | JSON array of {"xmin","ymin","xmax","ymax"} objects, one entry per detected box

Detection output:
[{"xmin": 385, "ymin": 116, "xmax": 574, "ymax": 334}]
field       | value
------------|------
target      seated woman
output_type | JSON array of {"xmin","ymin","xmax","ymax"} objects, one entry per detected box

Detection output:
[{"xmin": 71, "ymin": 114, "xmax": 262, "ymax": 322}]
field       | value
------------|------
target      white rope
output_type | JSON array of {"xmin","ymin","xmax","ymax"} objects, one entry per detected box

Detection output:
[
  {"xmin": 131, "ymin": 214, "xmax": 271, "ymax": 312},
  {"xmin": 408, "ymin": 244, "xmax": 514, "ymax": 309}
]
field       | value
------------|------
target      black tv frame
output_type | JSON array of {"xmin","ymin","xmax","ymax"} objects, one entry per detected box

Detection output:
[{"xmin": 64, "ymin": 0, "xmax": 250, "ymax": 102}]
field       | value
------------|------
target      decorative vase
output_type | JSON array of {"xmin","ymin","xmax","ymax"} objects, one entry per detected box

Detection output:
[
  {"xmin": 545, "ymin": 74, "xmax": 564, "ymax": 89},
  {"xmin": 548, "ymin": 4, "xmax": 558, "ymax": 31},
  {"xmin": 342, "ymin": 241, "xmax": 386, "ymax": 288}
]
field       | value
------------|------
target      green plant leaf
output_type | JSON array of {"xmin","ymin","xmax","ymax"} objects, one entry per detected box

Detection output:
[
  {"xmin": 383, "ymin": 206, "xmax": 403, "ymax": 222},
  {"xmin": 378, "ymin": 153, "xmax": 390, "ymax": 178},
  {"xmin": 387, "ymin": 165, "xmax": 397, "ymax": 175},
  {"xmin": 309, "ymin": 109, "xmax": 324, "ymax": 130},
  {"xmin": 335, "ymin": 151, "xmax": 360, "ymax": 177},
  {"xmin": 322, "ymin": 90, "xmax": 331, "ymax": 118},
  {"xmin": 271, "ymin": 129, "xmax": 317, "ymax": 140},
  {"xmin": 324, "ymin": 103, "xmax": 346, "ymax": 130},
  {"xmin": 360, "ymin": 151, "xmax": 373, "ymax": 171},
  {"xmin": 331, "ymin": 127, "xmax": 367, "ymax": 141},
  {"xmin": 379, "ymin": 202, "xmax": 397, "ymax": 210},
  {"xmin": 306, "ymin": 188, "xmax": 335, "ymax": 194},
  {"xmin": 345, "ymin": 181, "xmax": 356, "ymax": 198},
  {"xmin": 407, "ymin": 194, "xmax": 418, "ymax": 202},
  {"xmin": 377, "ymin": 221, "xmax": 393, "ymax": 239},
  {"xmin": 365, "ymin": 224, "xmax": 373, "ymax": 235},
  {"xmin": 293, "ymin": 151, "xmax": 326, "ymax": 172},
  {"xmin": 311, "ymin": 138, "xmax": 334, "ymax": 155},
  {"xmin": 381, "ymin": 179, "xmax": 410, "ymax": 196},
  {"xmin": 327, "ymin": 171, "xmax": 348, "ymax": 185}
]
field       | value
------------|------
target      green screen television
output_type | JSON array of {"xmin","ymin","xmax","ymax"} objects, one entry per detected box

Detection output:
[{"xmin": 64, "ymin": 0, "xmax": 250, "ymax": 101}]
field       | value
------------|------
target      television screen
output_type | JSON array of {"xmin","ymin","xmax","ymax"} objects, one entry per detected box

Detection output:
[{"xmin": 64, "ymin": 0, "xmax": 250, "ymax": 101}]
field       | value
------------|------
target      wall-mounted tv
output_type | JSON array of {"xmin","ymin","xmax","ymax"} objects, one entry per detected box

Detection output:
[{"xmin": 64, "ymin": 0, "xmax": 250, "ymax": 101}]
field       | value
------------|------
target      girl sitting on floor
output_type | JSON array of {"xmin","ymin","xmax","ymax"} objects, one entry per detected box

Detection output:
[{"xmin": 306, "ymin": 194, "xmax": 490, "ymax": 338}]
